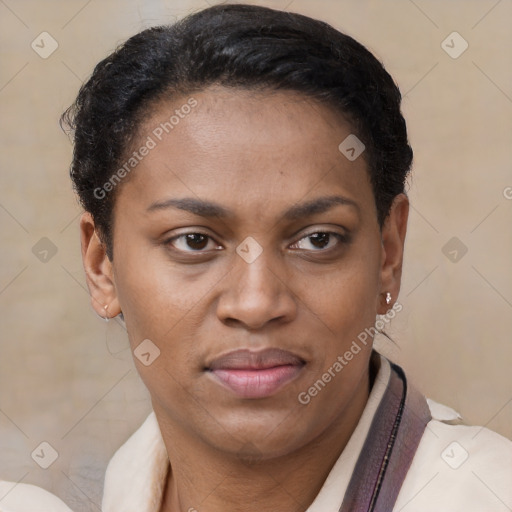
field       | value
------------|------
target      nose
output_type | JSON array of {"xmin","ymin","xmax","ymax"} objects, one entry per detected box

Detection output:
[{"xmin": 216, "ymin": 245, "xmax": 297, "ymax": 330}]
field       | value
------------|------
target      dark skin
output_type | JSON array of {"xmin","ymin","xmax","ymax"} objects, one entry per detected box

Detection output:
[{"xmin": 80, "ymin": 87, "xmax": 409, "ymax": 512}]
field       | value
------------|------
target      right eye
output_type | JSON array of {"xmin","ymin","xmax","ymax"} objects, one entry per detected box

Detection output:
[{"xmin": 165, "ymin": 232, "xmax": 223, "ymax": 253}]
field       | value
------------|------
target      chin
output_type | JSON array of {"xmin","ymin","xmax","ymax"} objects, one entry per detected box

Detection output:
[{"xmin": 198, "ymin": 407, "xmax": 312, "ymax": 459}]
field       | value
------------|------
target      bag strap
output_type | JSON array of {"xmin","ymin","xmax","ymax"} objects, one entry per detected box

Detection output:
[{"xmin": 339, "ymin": 362, "xmax": 431, "ymax": 512}]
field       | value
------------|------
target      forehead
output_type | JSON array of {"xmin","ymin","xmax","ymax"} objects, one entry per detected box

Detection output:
[{"xmin": 114, "ymin": 86, "xmax": 375, "ymax": 223}]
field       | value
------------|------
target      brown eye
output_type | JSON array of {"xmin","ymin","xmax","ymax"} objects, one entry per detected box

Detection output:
[
  {"xmin": 306, "ymin": 232, "xmax": 330, "ymax": 249},
  {"xmin": 291, "ymin": 231, "xmax": 348, "ymax": 251},
  {"xmin": 168, "ymin": 233, "xmax": 218, "ymax": 252}
]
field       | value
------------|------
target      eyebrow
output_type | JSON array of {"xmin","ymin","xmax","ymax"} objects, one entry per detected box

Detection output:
[{"xmin": 146, "ymin": 195, "xmax": 359, "ymax": 220}]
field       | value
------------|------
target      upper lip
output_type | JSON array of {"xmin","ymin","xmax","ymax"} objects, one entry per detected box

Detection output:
[{"xmin": 207, "ymin": 348, "xmax": 305, "ymax": 371}]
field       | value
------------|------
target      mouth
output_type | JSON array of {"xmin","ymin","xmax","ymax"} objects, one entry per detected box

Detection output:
[{"xmin": 206, "ymin": 348, "xmax": 306, "ymax": 399}]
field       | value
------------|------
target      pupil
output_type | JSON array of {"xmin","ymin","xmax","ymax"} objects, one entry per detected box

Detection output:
[
  {"xmin": 310, "ymin": 233, "xmax": 329, "ymax": 249},
  {"xmin": 187, "ymin": 234, "xmax": 207, "ymax": 250}
]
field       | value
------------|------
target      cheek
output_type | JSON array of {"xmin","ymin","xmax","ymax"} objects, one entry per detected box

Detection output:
[
  {"xmin": 294, "ymin": 269, "xmax": 378, "ymax": 395},
  {"xmin": 112, "ymin": 246, "xmax": 226, "ymax": 388},
  {"xmin": 114, "ymin": 242, "xmax": 216, "ymax": 333},
  {"xmin": 113, "ymin": 256, "xmax": 206, "ymax": 415},
  {"xmin": 294, "ymin": 240, "xmax": 381, "ymax": 338},
  {"xmin": 292, "ymin": 251, "xmax": 380, "ymax": 427}
]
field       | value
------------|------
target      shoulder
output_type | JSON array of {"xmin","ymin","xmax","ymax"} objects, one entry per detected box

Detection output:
[
  {"xmin": 102, "ymin": 411, "xmax": 169, "ymax": 510},
  {"xmin": 396, "ymin": 398, "xmax": 512, "ymax": 512},
  {"xmin": 0, "ymin": 480, "xmax": 73, "ymax": 512}
]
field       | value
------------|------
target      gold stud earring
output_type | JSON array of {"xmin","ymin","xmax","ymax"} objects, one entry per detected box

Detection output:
[{"xmin": 103, "ymin": 304, "xmax": 109, "ymax": 322}]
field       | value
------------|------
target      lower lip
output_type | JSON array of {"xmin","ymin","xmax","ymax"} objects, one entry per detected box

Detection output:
[{"xmin": 210, "ymin": 365, "xmax": 303, "ymax": 399}]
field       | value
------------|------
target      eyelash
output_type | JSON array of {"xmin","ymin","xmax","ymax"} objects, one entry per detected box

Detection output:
[{"xmin": 164, "ymin": 229, "xmax": 350, "ymax": 255}]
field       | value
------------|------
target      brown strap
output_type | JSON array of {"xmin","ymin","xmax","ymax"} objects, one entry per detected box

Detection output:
[{"xmin": 339, "ymin": 363, "xmax": 431, "ymax": 512}]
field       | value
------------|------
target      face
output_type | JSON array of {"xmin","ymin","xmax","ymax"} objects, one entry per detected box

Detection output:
[{"xmin": 81, "ymin": 86, "xmax": 408, "ymax": 460}]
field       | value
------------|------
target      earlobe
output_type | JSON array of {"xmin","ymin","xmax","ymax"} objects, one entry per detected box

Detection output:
[
  {"xmin": 377, "ymin": 194, "xmax": 409, "ymax": 314},
  {"xmin": 79, "ymin": 212, "xmax": 121, "ymax": 319}
]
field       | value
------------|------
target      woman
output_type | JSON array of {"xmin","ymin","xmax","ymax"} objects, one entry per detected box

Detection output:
[{"xmin": 1, "ymin": 3, "xmax": 510, "ymax": 511}]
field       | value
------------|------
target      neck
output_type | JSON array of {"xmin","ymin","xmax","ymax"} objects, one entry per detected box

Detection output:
[{"xmin": 158, "ymin": 368, "xmax": 372, "ymax": 512}]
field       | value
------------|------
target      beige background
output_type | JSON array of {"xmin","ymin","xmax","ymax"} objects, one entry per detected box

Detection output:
[{"xmin": 0, "ymin": 0, "xmax": 511, "ymax": 509}]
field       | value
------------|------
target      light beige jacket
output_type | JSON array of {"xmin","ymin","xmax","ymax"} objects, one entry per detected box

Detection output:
[{"xmin": 1, "ymin": 355, "xmax": 511, "ymax": 511}]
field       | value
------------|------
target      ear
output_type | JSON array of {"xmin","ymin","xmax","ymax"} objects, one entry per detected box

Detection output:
[
  {"xmin": 79, "ymin": 212, "xmax": 121, "ymax": 319},
  {"xmin": 377, "ymin": 193, "xmax": 409, "ymax": 314}
]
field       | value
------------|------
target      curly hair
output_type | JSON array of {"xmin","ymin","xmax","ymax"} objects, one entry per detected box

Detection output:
[{"xmin": 61, "ymin": 3, "xmax": 413, "ymax": 260}]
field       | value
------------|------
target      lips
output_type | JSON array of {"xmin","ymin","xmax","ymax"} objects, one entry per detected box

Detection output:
[{"xmin": 207, "ymin": 348, "xmax": 305, "ymax": 399}]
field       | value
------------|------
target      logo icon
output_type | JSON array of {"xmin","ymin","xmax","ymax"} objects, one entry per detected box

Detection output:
[
  {"xmin": 237, "ymin": 442, "xmax": 263, "ymax": 466},
  {"xmin": 236, "ymin": 236, "xmax": 263, "ymax": 264},
  {"xmin": 338, "ymin": 134, "xmax": 365, "ymax": 161},
  {"xmin": 32, "ymin": 237, "xmax": 58, "ymax": 263},
  {"xmin": 31, "ymin": 32, "xmax": 59, "ymax": 59},
  {"xmin": 442, "ymin": 236, "xmax": 468, "ymax": 263},
  {"xmin": 31, "ymin": 441, "xmax": 59, "ymax": 469},
  {"xmin": 441, "ymin": 441, "xmax": 469, "ymax": 469},
  {"xmin": 441, "ymin": 32, "xmax": 468, "ymax": 59},
  {"xmin": 134, "ymin": 339, "xmax": 161, "ymax": 366}
]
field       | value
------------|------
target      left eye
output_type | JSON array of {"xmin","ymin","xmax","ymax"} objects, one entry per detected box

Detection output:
[
  {"xmin": 168, "ymin": 233, "xmax": 220, "ymax": 252},
  {"xmin": 291, "ymin": 232, "xmax": 345, "ymax": 251}
]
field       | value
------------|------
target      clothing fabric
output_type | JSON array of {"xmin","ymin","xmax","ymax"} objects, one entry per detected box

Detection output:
[
  {"xmin": 338, "ymin": 362, "xmax": 431, "ymax": 511},
  {"xmin": 1, "ymin": 353, "xmax": 511, "ymax": 511}
]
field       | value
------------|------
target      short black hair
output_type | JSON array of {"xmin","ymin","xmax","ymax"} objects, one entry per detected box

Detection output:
[{"xmin": 61, "ymin": 3, "xmax": 413, "ymax": 261}]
